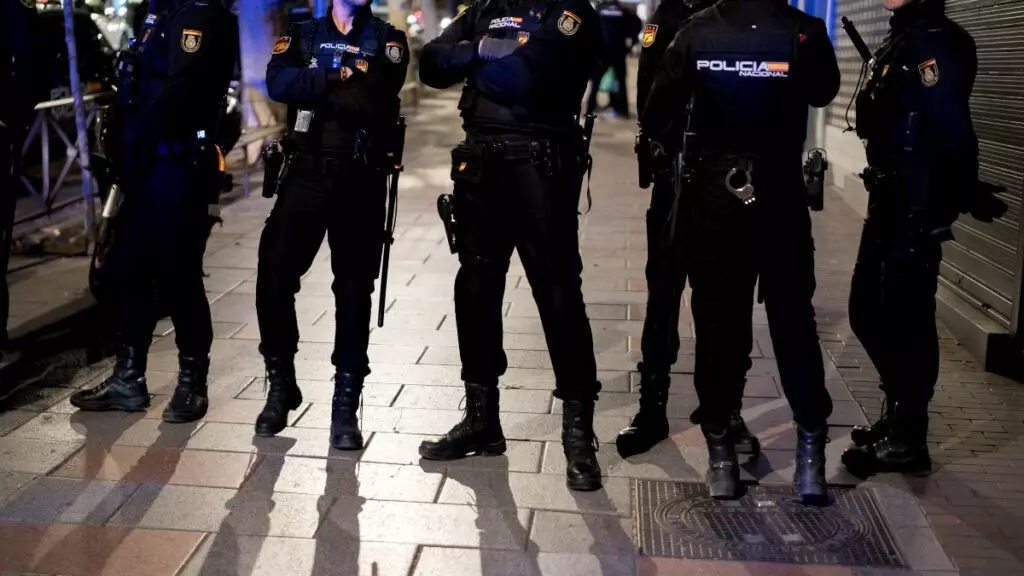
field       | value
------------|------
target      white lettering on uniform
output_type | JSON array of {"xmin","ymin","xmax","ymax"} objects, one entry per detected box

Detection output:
[
  {"xmin": 696, "ymin": 59, "xmax": 790, "ymax": 78},
  {"xmin": 488, "ymin": 17, "xmax": 523, "ymax": 29}
]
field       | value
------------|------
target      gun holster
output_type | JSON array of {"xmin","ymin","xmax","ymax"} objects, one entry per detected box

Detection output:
[
  {"xmin": 635, "ymin": 132, "xmax": 653, "ymax": 189},
  {"xmin": 803, "ymin": 149, "xmax": 828, "ymax": 212},
  {"xmin": 261, "ymin": 139, "xmax": 288, "ymax": 198},
  {"xmin": 438, "ymin": 193, "xmax": 457, "ymax": 254}
]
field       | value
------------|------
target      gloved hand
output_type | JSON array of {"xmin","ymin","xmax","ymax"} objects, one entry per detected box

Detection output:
[
  {"xmin": 477, "ymin": 37, "xmax": 520, "ymax": 62},
  {"xmin": 968, "ymin": 182, "xmax": 1008, "ymax": 223}
]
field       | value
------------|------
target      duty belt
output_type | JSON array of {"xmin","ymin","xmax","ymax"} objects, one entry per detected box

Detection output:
[
  {"xmin": 467, "ymin": 135, "xmax": 555, "ymax": 162},
  {"xmin": 292, "ymin": 154, "xmax": 355, "ymax": 175},
  {"xmin": 700, "ymin": 155, "xmax": 756, "ymax": 206}
]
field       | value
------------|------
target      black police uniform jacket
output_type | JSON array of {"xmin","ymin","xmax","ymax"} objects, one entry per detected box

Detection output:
[
  {"xmin": 121, "ymin": 0, "xmax": 238, "ymax": 150},
  {"xmin": 641, "ymin": 0, "xmax": 838, "ymax": 162},
  {"xmin": 419, "ymin": 0, "xmax": 602, "ymax": 135},
  {"xmin": 1, "ymin": 0, "xmax": 44, "ymax": 131},
  {"xmin": 855, "ymin": 0, "xmax": 977, "ymax": 231},
  {"xmin": 266, "ymin": 7, "xmax": 409, "ymax": 155},
  {"xmin": 640, "ymin": 0, "xmax": 838, "ymax": 259},
  {"xmin": 635, "ymin": 0, "xmax": 714, "ymax": 118}
]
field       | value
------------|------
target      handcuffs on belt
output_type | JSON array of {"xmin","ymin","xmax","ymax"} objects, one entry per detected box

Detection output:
[{"xmin": 725, "ymin": 165, "xmax": 756, "ymax": 205}]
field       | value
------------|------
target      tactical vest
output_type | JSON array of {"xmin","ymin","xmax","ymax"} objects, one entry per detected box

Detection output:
[
  {"xmin": 289, "ymin": 14, "xmax": 395, "ymax": 150},
  {"xmin": 457, "ymin": 0, "xmax": 569, "ymax": 133},
  {"xmin": 688, "ymin": 6, "xmax": 804, "ymax": 159}
]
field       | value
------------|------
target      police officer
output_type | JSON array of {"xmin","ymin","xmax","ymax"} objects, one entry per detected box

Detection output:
[
  {"xmin": 841, "ymin": 0, "xmax": 1005, "ymax": 478},
  {"xmin": 416, "ymin": 0, "xmax": 605, "ymax": 491},
  {"xmin": 586, "ymin": 0, "xmax": 633, "ymax": 118},
  {"xmin": 1, "ymin": 0, "xmax": 43, "ymax": 360},
  {"xmin": 618, "ymin": 0, "xmax": 770, "ymax": 461},
  {"xmin": 254, "ymin": 0, "xmax": 409, "ymax": 450},
  {"xmin": 70, "ymin": 0, "xmax": 238, "ymax": 422},
  {"xmin": 641, "ymin": 0, "xmax": 839, "ymax": 503}
]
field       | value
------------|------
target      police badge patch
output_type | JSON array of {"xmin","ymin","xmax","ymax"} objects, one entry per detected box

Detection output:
[
  {"xmin": 517, "ymin": 31, "xmax": 530, "ymax": 45},
  {"xmin": 272, "ymin": 36, "xmax": 292, "ymax": 55},
  {"xmin": 641, "ymin": 24, "xmax": 657, "ymax": 48},
  {"xmin": 557, "ymin": 11, "xmax": 582, "ymax": 36},
  {"xmin": 355, "ymin": 59, "xmax": 369, "ymax": 73},
  {"xmin": 918, "ymin": 58, "xmax": 939, "ymax": 87},
  {"xmin": 385, "ymin": 42, "xmax": 404, "ymax": 63},
  {"xmin": 181, "ymin": 29, "xmax": 203, "ymax": 53}
]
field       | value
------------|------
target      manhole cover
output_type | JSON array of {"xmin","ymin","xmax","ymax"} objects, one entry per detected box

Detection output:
[{"xmin": 633, "ymin": 480, "xmax": 903, "ymax": 566}]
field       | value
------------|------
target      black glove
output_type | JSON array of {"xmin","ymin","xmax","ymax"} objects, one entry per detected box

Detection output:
[
  {"xmin": 477, "ymin": 37, "xmax": 519, "ymax": 62},
  {"xmin": 968, "ymin": 182, "xmax": 1008, "ymax": 223}
]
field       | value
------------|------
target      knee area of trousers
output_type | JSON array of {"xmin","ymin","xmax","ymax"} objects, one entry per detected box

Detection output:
[
  {"xmin": 331, "ymin": 277, "xmax": 375, "ymax": 301},
  {"xmin": 457, "ymin": 255, "xmax": 509, "ymax": 287}
]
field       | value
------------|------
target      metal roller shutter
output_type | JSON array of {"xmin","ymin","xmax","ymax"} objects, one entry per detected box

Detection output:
[{"xmin": 829, "ymin": 0, "xmax": 1024, "ymax": 332}]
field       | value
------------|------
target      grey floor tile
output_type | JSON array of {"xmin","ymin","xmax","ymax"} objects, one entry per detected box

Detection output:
[
  {"xmin": 323, "ymin": 498, "xmax": 531, "ymax": 549},
  {"xmin": 439, "ymin": 470, "xmax": 631, "ymax": 516},
  {"xmin": 529, "ymin": 510, "xmax": 634, "ymax": 555},
  {"xmin": 0, "ymin": 471, "xmax": 36, "ymax": 505},
  {"xmin": 0, "ymin": 477, "xmax": 139, "ymax": 524},
  {"xmin": 0, "ymin": 437, "xmax": 83, "ymax": 474},
  {"xmin": 246, "ymin": 456, "xmax": 443, "ymax": 503},
  {"xmin": 0, "ymin": 410, "xmax": 36, "ymax": 436},
  {"xmin": 110, "ymin": 484, "xmax": 323, "ymax": 537},
  {"xmin": 413, "ymin": 547, "xmax": 636, "ymax": 576},
  {"xmin": 890, "ymin": 525, "xmax": 957, "ymax": 572},
  {"xmin": 180, "ymin": 535, "xmax": 416, "ymax": 576}
]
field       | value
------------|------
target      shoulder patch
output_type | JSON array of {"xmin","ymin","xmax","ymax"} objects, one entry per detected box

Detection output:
[
  {"xmin": 918, "ymin": 58, "xmax": 939, "ymax": 87},
  {"xmin": 181, "ymin": 29, "xmax": 203, "ymax": 53},
  {"xmin": 518, "ymin": 31, "xmax": 530, "ymax": 45},
  {"xmin": 355, "ymin": 59, "xmax": 369, "ymax": 73},
  {"xmin": 641, "ymin": 24, "xmax": 658, "ymax": 48},
  {"xmin": 557, "ymin": 10, "xmax": 582, "ymax": 36},
  {"xmin": 385, "ymin": 42, "xmax": 404, "ymax": 64},
  {"xmin": 272, "ymin": 36, "xmax": 292, "ymax": 55}
]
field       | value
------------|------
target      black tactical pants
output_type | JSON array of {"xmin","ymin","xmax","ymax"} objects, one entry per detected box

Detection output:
[
  {"xmin": 686, "ymin": 176, "xmax": 831, "ymax": 429},
  {"xmin": 256, "ymin": 156, "xmax": 385, "ymax": 376},
  {"xmin": 639, "ymin": 175, "xmax": 688, "ymax": 376},
  {"xmin": 108, "ymin": 152, "xmax": 213, "ymax": 357},
  {"xmin": 0, "ymin": 129, "xmax": 15, "ymax": 348},
  {"xmin": 587, "ymin": 54, "xmax": 629, "ymax": 117},
  {"xmin": 849, "ymin": 219, "xmax": 941, "ymax": 407},
  {"xmin": 452, "ymin": 134, "xmax": 599, "ymax": 401}
]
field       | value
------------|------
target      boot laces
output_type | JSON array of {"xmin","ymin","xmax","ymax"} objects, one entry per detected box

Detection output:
[{"xmin": 566, "ymin": 415, "xmax": 600, "ymax": 461}]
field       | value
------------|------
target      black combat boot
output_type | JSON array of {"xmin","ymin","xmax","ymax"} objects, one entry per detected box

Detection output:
[
  {"xmin": 330, "ymin": 372, "xmax": 364, "ymax": 451},
  {"xmin": 850, "ymin": 393, "xmax": 896, "ymax": 447},
  {"xmin": 616, "ymin": 373, "xmax": 670, "ymax": 458},
  {"xmin": 419, "ymin": 383, "xmax": 506, "ymax": 460},
  {"xmin": 702, "ymin": 423, "xmax": 740, "ymax": 499},
  {"xmin": 70, "ymin": 345, "xmax": 150, "ymax": 412},
  {"xmin": 162, "ymin": 355, "xmax": 210, "ymax": 423},
  {"xmin": 563, "ymin": 399, "xmax": 602, "ymax": 491},
  {"xmin": 842, "ymin": 402, "xmax": 932, "ymax": 479},
  {"xmin": 730, "ymin": 410, "xmax": 761, "ymax": 456},
  {"xmin": 255, "ymin": 357, "xmax": 303, "ymax": 437},
  {"xmin": 794, "ymin": 424, "xmax": 829, "ymax": 506}
]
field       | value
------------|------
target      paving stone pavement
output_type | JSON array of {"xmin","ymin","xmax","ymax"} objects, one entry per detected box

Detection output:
[{"xmin": 0, "ymin": 89, "xmax": 1020, "ymax": 575}]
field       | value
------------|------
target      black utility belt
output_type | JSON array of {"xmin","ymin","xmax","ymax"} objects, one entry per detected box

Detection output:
[
  {"xmin": 291, "ymin": 153, "xmax": 363, "ymax": 175},
  {"xmin": 451, "ymin": 137, "xmax": 559, "ymax": 184}
]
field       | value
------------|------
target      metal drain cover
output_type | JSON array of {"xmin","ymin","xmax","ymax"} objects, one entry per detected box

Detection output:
[{"xmin": 633, "ymin": 480, "xmax": 903, "ymax": 566}]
